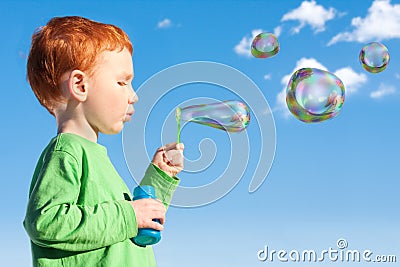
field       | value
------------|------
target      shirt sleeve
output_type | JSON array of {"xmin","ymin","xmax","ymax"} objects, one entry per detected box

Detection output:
[
  {"xmin": 23, "ymin": 150, "xmax": 137, "ymax": 252},
  {"xmin": 139, "ymin": 163, "xmax": 180, "ymax": 210}
]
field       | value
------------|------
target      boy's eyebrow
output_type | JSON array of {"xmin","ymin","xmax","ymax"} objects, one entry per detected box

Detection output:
[{"xmin": 119, "ymin": 72, "xmax": 134, "ymax": 80}]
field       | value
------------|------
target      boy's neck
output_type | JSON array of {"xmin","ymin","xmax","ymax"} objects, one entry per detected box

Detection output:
[{"xmin": 56, "ymin": 112, "xmax": 98, "ymax": 143}]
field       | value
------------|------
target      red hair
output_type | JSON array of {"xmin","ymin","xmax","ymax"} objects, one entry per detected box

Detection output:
[{"xmin": 27, "ymin": 16, "xmax": 133, "ymax": 115}]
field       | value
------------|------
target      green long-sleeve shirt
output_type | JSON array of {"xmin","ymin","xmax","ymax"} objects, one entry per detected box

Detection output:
[{"xmin": 24, "ymin": 133, "xmax": 179, "ymax": 266}]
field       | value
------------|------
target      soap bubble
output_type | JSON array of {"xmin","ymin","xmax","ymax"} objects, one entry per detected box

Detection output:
[
  {"xmin": 176, "ymin": 100, "xmax": 250, "ymax": 135},
  {"xmin": 359, "ymin": 42, "xmax": 390, "ymax": 73},
  {"xmin": 286, "ymin": 68, "xmax": 345, "ymax": 123},
  {"xmin": 251, "ymin": 33, "xmax": 279, "ymax": 58}
]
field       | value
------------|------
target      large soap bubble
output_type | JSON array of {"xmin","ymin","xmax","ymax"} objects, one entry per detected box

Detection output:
[
  {"xmin": 176, "ymin": 100, "xmax": 250, "ymax": 143},
  {"xmin": 286, "ymin": 68, "xmax": 345, "ymax": 123}
]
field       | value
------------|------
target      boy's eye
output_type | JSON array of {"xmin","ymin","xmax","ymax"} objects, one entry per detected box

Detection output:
[{"xmin": 118, "ymin": 81, "xmax": 127, "ymax": 86}]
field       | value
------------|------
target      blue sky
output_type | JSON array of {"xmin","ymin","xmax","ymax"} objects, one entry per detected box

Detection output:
[{"xmin": 1, "ymin": 0, "xmax": 399, "ymax": 266}]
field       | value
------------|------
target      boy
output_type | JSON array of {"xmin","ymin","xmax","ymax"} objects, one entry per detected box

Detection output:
[{"xmin": 23, "ymin": 16, "xmax": 184, "ymax": 266}]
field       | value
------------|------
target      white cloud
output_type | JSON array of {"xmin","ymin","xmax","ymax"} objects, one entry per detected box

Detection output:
[
  {"xmin": 370, "ymin": 83, "xmax": 396, "ymax": 99},
  {"xmin": 395, "ymin": 73, "xmax": 400, "ymax": 79},
  {"xmin": 275, "ymin": 88, "xmax": 291, "ymax": 118},
  {"xmin": 273, "ymin": 26, "xmax": 282, "ymax": 37},
  {"xmin": 328, "ymin": 0, "xmax": 400, "ymax": 45},
  {"xmin": 264, "ymin": 74, "xmax": 272, "ymax": 80},
  {"xmin": 157, "ymin": 18, "xmax": 172, "ymax": 29},
  {"xmin": 333, "ymin": 67, "xmax": 368, "ymax": 95},
  {"xmin": 234, "ymin": 29, "xmax": 265, "ymax": 57},
  {"xmin": 281, "ymin": 0, "xmax": 337, "ymax": 34}
]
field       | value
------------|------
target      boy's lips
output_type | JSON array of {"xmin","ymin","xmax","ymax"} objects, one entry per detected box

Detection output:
[
  {"xmin": 126, "ymin": 105, "xmax": 135, "ymax": 115},
  {"xmin": 125, "ymin": 109, "xmax": 135, "ymax": 121}
]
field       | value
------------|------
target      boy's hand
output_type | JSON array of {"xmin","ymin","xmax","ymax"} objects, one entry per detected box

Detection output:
[
  {"xmin": 152, "ymin": 142, "xmax": 184, "ymax": 177},
  {"xmin": 130, "ymin": 199, "xmax": 166, "ymax": 231}
]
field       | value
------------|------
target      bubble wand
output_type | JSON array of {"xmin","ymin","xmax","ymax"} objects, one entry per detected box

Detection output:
[{"xmin": 176, "ymin": 107, "xmax": 182, "ymax": 143}]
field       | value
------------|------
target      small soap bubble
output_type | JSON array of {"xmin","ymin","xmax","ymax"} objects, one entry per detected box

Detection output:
[
  {"xmin": 286, "ymin": 68, "xmax": 345, "ymax": 123},
  {"xmin": 359, "ymin": 42, "xmax": 389, "ymax": 73},
  {"xmin": 251, "ymin": 33, "xmax": 279, "ymax": 59}
]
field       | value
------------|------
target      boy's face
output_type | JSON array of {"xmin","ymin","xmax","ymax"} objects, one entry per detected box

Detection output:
[{"xmin": 83, "ymin": 48, "xmax": 137, "ymax": 134}]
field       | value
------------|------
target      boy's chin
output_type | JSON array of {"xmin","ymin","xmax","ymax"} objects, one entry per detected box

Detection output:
[
  {"xmin": 123, "ymin": 113, "xmax": 133, "ymax": 123},
  {"xmin": 101, "ymin": 124, "xmax": 124, "ymax": 135}
]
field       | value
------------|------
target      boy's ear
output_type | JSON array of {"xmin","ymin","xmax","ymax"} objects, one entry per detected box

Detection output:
[{"xmin": 68, "ymin": 70, "xmax": 88, "ymax": 102}]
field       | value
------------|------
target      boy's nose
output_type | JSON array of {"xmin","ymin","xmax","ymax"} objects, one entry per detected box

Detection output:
[{"xmin": 129, "ymin": 87, "xmax": 139, "ymax": 104}]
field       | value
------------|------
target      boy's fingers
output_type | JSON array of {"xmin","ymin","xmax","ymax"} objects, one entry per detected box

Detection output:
[
  {"xmin": 177, "ymin": 143, "xmax": 184, "ymax": 150},
  {"xmin": 163, "ymin": 142, "xmax": 177, "ymax": 151},
  {"xmin": 164, "ymin": 150, "xmax": 183, "ymax": 166},
  {"xmin": 148, "ymin": 220, "xmax": 164, "ymax": 231},
  {"xmin": 142, "ymin": 198, "xmax": 165, "ymax": 208},
  {"xmin": 150, "ymin": 200, "xmax": 166, "ymax": 213},
  {"xmin": 163, "ymin": 142, "xmax": 184, "ymax": 151},
  {"xmin": 156, "ymin": 142, "xmax": 184, "ymax": 156}
]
